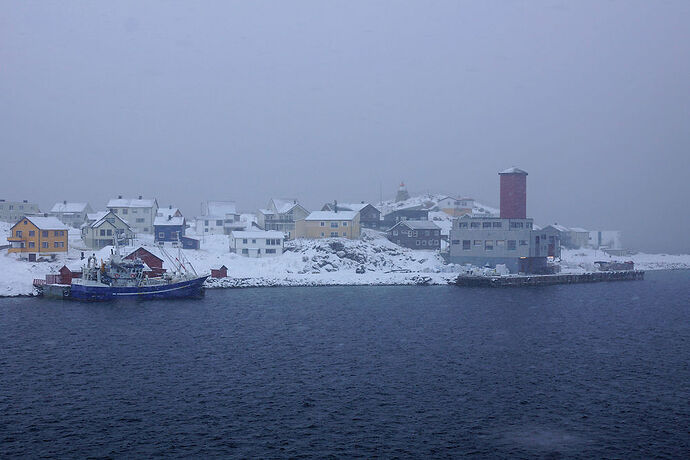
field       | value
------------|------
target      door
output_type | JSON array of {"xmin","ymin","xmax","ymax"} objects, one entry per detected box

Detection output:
[{"xmin": 28, "ymin": 253, "xmax": 36, "ymax": 262}]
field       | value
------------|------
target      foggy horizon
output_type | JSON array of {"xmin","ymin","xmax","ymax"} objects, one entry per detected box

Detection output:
[{"xmin": 2, "ymin": 1, "xmax": 688, "ymax": 253}]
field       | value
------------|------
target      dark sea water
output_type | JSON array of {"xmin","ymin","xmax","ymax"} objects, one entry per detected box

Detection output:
[{"xmin": 1, "ymin": 271, "xmax": 689, "ymax": 458}]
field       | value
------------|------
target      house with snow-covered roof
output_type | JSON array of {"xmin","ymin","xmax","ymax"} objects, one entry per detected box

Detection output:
[
  {"xmin": 7, "ymin": 215, "xmax": 69, "ymax": 260},
  {"xmin": 48, "ymin": 201, "xmax": 93, "ymax": 228},
  {"xmin": 294, "ymin": 210, "xmax": 360, "ymax": 240},
  {"xmin": 195, "ymin": 200, "xmax": 242, "ymax": 235},
  {"xmin": 81, "ymin": 211, "xmax": 134, "ymax": 250},
  {"xmin": 257, "ymin": 198, "xmax": 309, "ymax": 239},
  {"xmin": 321, "ymin": 201, "xmax": 382, "ymax": 229},
  {"xmin": 0, "ymin": 199, "xmax": 40, "ymax": 223},
  {"xmin": 229, "ymin": 230, "xmax": 284, "ymax": 257},
  {"xmin": 107, "ymin": 195, "xmax": 158, "ymax": 234},
  {"xmin": 387, "ymin": 220, "xmax": 442, "ymax": 250},
  {"xmin": 436, "ymin": 196, "xmax": 474, "ymax": 217}
]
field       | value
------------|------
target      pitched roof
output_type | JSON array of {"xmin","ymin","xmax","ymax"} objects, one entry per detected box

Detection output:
[
  {"xmin": 50, "ymin": 202, "xmax": 89, "ymax": 213},
  {"xmin": 107, "ymin": 198, "xmax": 157, "ymax": 208},
  {"xmin": 271, "ymin": 198, "xmax": 300, "ymax": 214},
  {"xmin": 390, "ymin": 220, "xmax": 441, "ymax": 231},
  {"xmin": 157, "ymin": 207, "xmax": 182, "ymax": 218},
  {"xmin": 499, "ymin": 167, "xmax": 528, "ymax": 175},
  {"xmin": 545, "ymin": 224, "xmax": 570, "ymax": 232},
  {"xmin": 231, "ymin": 230, "xmax": 285, "ymax": 239},
  {"xmin": 21, "ymin": 216, "xmax": 69, "ymax": 230},
  {"xmin": 90, "ymin": 211, "xmax": 131, "ymax": 229},
  {"xmin": 205, "ymin": 201, "xmax": 237, "ymax": 216},
  {"xmin": 154, "ymin": 216, "xmax": 185, "ymax": 226},
  {"xmin": 304, "ymin": 211, "xmax": 358, "ymax": 221}
]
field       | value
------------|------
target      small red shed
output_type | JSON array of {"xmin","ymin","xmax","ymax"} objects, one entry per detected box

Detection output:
[{"xmin": 210, "ymin": 265, "xmax": 228, "ymax": 279}]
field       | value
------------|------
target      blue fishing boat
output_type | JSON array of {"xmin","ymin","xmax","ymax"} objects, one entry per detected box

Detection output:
[{"xmin": 69, "ymin": 245, "xmax": 208, "ymax": 301}]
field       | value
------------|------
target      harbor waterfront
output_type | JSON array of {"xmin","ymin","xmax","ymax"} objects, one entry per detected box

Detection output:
[{"xmin": 1, "ymin": 270, "xmax": 688, "ymax": 458}]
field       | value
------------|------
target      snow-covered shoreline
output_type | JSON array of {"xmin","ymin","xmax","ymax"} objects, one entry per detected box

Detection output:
[{"xmin": 1, "ymin": 222, "xmax": 689, "ymax": 298}]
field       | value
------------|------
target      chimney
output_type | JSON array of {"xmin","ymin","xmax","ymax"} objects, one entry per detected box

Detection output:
[
  {"xmin": 23, "ymin": 199, "xmax": 28, "ymax": 203},
  {"xmin": 499, "ymin": 167, "xmax": 528, "ymax": 219},
  {"xmin": 63, "ymin": 200, "xmax": 67, "ymax": 205},
  {"xmin": 118, "ymin": 195, "xmax": 123, "ymax": 199},
  {"xmin": 138, "ymin": 195, "xmax": 143, "ymax": 200},
  {"xmin": 334, "ymin": 200, "xmax": 338, "ymax": 213},
  {"xmin": 169, "ymin": 204, "xmax": 172, "ymax": 209}
]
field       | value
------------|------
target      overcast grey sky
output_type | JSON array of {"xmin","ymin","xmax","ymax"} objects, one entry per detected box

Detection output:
[{"xmin": 1, "ymin": 1, "xmax": 688, "ymax": 253}]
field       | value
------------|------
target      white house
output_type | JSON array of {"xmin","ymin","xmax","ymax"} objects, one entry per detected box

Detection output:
[
  {"xmin": 229, "ymin": 230, "xmax": 284, "ymax": 257},
  {"xmin": 196, "ymin": 201, "xmax": 242, "ymax": 235},
  {"xmin": 49, "ymin": 201, "xmax": 93, "ymax": 228},
  {"xmin": 107, "ymin": 196, "xmax": 158, "ymax": 234}
]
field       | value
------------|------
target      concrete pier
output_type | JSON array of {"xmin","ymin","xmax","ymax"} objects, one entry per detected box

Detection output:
[{"xmin": 456, "ymin": 270, "xmax": 644, "ymax": 287}]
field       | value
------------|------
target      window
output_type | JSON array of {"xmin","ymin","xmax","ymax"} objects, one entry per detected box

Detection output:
[
  {"xmin": 205, "ymin": 220, "xmax": 209, "ymax": 226},
  {"xmin": 241, "ymin": 248, "xmax": 248, "ymax": 254},
  {"xmin": 485, "ymin": 240, "xmax": 494, "ymax": 250},
  {"xmin": 473, "ymin": 240, "xmax": 482, "ymax": 246},
  {"xmin": 136, "ymin": 218, "xmax": 145, "ymax": 223},
  {"xmin": 42, "ymin": 242, "xmax": 48, "ymax": 248},
  {"xmin": 216, "ymin": 220, "xmax": 223, "ymax": 226},
  {"xmin": 330, "ymin": 232, "xmax": 338, "ymax": 237},
  {"xmin": 252, "ymin": 239, "xmax": 256, "ymax": 244},
  {"xmin": 144, "ymin": 228, "xmax": 148, "ymax": 232},
  {"xmin": 508, "ymin": 240, "xmax": 517, "ymax": 250},
  {"xmin": 54, "ymin": 241, "xmax": 59, "ymax": 248},
  {"xmin": 413, "ymin": 231, "xmax": 418, "ymax": 237},
  {"xmin": 483, "ymin": 222, "xmax": 492, "ymax": 228},
  {"xmin": 320, "ymin": 222, "xmax": 325, "ymax": 227},
  {"xmin": 393, "ymin": 230, "xmax": 398, "ymax": 236},
  {"xmin": 257, "ymin": 249, "xmax": 261, "ymax": 254},
  {"xmin": 330, "ymin": 222, "xmax": 338, "ymax": 228},
  {"xmin": 42, "ymin": 231, "xmax": 48, "ymax": 237},
  {"xmin": 421, "ymin": 240, "xmax": 427, "ymax": 246},
  {"xmin": 510, "ymin": 222, "xmax": 524, "ymax": 229},
  {"xmin": 15, "ymin": 230, "xmax": 22, "ymax": 237},
  {"xmin": 463, "ymin": 240, "xmax": 471, "ymax": 250},
  {"xmin": 496, "ymin": 240, "xmax": 505, "ymax": 247},
  {"xmin": 100, "ymin": 229, "xmax": 106, "ymax": 236},
  {"xmin": 425, "ymin": 230, "xmax": 430, "ymax": 236},
  {"xmin": 122, "ymin": 209, "xmax": 128, "ymax": 215},
  {"xmin": 416, "ymin": 240, "xmax": 420, "ymax": 246},
  {"xmin": 459, "ymin": 222, "xmax": 468, "ymax": 228},
  {"xmin": 342, "ymin": 222, "xmax": 348, "ymax": 227},
  {"xmin": 29, "ymin": 230, "xmax": 35, "ymax": 236},
  {"xmin": 8, "ymin": 205, "xmax": 13, "ymax": 210},
  {"xmin": 159, "ymin": 232, "xmax": 165, "ymax": 239},
  {"xmin": 342, "ymin": 232, "xmax": 346, "ymax": 236},
  {"xmin": 470, "ymin": 222, "xmax": 481, "ymax": 228},
  {"xmin": 266, "ymin": 249, "xmax": 276, "ymax": 254},
  {"xmin": 242, "ymin": 239, "xmax": 248, "ymax": 244},
  {"xmin": 29, "ymin": 242, "xmax": 35, "ymax": 248},
  {"xmin": 519, "ymin": 240, "xmax": 528, "ymax": 246},
  {"xmin": 492, "ymin": 222, "xmax": 502, "ymax": 228},
  {"xmin": 106, "ymin": 229, "xmax": 112, "ymax": 236},
  {"xmin": 320, "ymin": 232, "xmax": 325, "ymax": 237},
  {"xmin": 205, "ymin": 228, "xmax": 208, "ymax": 233},
  {"xmin": 132, "ymin": 209, "xmax": 137, "ymax": 214}
]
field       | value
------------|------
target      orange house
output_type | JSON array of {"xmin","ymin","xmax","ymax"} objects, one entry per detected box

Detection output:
[{"xmin": 7, "ymin": 216, "xmax": 69, "ymax": 261}]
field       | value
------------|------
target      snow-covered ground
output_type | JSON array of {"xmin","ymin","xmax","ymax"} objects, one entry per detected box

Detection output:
[{"xmin": 1, "ymin": 221, "xmax": 689, "ymax": 297}]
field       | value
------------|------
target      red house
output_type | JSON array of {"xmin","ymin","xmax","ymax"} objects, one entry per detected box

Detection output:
[
  {"xmin": 125, "ymin": 247, "xmax": 166, "ymax": 276},
  {"xmin": 210, "ymin": 265, "xmax": 228, "ymax": 279}
]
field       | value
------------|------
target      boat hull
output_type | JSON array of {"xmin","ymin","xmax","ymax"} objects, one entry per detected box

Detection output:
[{"xmin": 70, "ymin": 276, "xmax": 209, "ymax": 302}]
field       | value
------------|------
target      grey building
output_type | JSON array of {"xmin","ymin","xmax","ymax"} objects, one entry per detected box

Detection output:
[
  {"xmin": 382, "ymin": 208, "xmax": 429, "ymax": 229},
  {"xmin": 321, "ymin": 202, "xmax": 382, "ymax": 229},
  {"xmin": 448, "ymin": 215, "xmax": 560, "ymax": 273},
  {"xmin": 49, "ymin": 201, "xmax": 93, "ymax": 228},
  {"xmin": 0, "ymin": 199, "xmax": 40, "ymax": 223},
  {"xmin": 107, "ymin": 196, "xmax": 159, "ymax": 234},
  {"xmin": 257, "ymin": 198, "xmax": 309, "ymax": 239},
  {"xmin": 387, "ymin": 220, "xmax": 442, "ymax": 250},
  {"xmin": 81, "ymin": 211, "xmax": 134, "ymax": 249}
]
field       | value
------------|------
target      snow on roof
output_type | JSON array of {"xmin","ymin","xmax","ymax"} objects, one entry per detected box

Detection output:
[
  {"xmin": 272, "ymin": 198, "xmax": 300, "ymax": 214},
  {"xmin": 107, "ymin": 198, "xmax": 156, "ymax": 208},
  {"xmin": 499, "ymin": 167, "xmax": 528, "ymax": 175},
  {"xmin": 154, "ymin": 216, "xmax": 185, "ymax": 226},
  {"xmin": 50, "ymin": 202, "xmax": 89, "ymax": 213},
  {"xmin": 231, "ymin": 230, "xmax": 285, "ymax": 239},
  {"xmin": 22, "ymin": 216, "xmax": 69, "ymax": 230},
  {"xmin": 547, "ymin": 224, "xmax": 570, "ymax": 232},
  {"xmin": 157, "ymin": 207, "xmax": 181, "ymax": 218},
  {"xmin": 86, "ymin": 212, "xmax": 103, "ymax": 221},
  {"xmin": 90, "ymin": 211, "xmax": 130, "ymax": 229},
  {"xmin": 258, "ymin": 208, "xmax": 275, "ymax": 215},
  {"xmin": 205, "ymin": 201, "xmax": 237, "ymax": 216},
  {"xmin": 391, "ymin": 220, "xmax": 441, "ymax": 230},
  {"xmin": 304, "ymin": 211, "xmax": 358, "ymax": 221},
  {"xmin": 570, "ymin": 227, "xmax": 589, "ymax": 233}
]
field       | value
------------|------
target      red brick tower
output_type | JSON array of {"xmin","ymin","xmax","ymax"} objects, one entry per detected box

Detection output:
[{"xmin": 499, "ymin": 167, "xmax": 528, "ymax": 219}]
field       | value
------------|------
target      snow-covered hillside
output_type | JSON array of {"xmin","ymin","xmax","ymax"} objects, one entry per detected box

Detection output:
[{"xmin": 377, "ymin": 193, "xmax": 498, "ymax": 217}]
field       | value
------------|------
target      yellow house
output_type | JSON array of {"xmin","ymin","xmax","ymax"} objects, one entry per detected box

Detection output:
[
  {"xmin": 294, "ymin": 211, "xmax": 360, "ymax": 239},
  {"xmin": 7, "ymin": 216, "xmax": 69, "ymax": 261}
]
